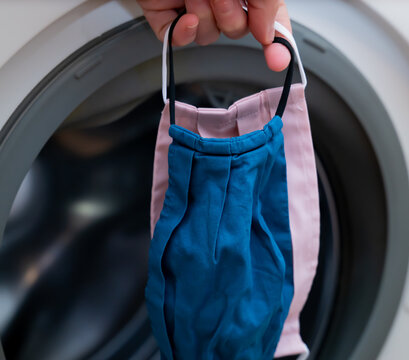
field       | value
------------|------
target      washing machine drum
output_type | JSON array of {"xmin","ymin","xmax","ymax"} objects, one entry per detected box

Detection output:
[{"xmin": 0, "ymin": 16, "xmax": 397, "ymax": 360}]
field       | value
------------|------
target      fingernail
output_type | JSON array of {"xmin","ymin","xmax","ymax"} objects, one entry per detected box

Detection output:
[
  {"xmin": 186, "ymin": 23, "xmax": 198, "ymax": 36},
  {"xmin": 187, "ymin": 23, "xmax": 199, "ymax": 30}
]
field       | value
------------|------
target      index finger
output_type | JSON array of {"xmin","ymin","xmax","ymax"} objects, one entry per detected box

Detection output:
[
  {"xmin": 143, "ymin": 9, "xmax": 200, "ymax": 46},
  {"xmin": 246, "ymin": 0, "xmax": 280, "ymax": 45}
]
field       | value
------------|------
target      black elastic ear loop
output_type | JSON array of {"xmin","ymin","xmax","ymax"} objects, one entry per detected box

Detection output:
[
  {"xmin": 168, "ymin": 10, "xmax": 186, "ymax": 125},
  {"xmin": 273, "ymin": 37, "xmax": 295, "ymax": 118},
  {"xmin": 168, "ymin": 12, "xmax": 295, "ymax": 124}
]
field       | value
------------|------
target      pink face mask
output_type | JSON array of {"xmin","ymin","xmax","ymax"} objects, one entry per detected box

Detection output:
[{"xmin": 150, "ymin": 23, "xmax": 319, "ymax": 360}]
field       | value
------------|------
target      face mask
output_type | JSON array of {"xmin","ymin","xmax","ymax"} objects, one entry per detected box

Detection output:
[{"xmin": 147, "ymin": 11, "xmax": 319, "ymax": 360}]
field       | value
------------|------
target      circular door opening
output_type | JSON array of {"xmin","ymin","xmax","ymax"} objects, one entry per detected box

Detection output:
[{"xmin": 0, "ymin": 19, "xmax": 408, "ymax": 360}]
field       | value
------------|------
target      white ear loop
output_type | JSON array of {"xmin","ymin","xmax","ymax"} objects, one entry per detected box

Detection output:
[
  {"xmin": 240, "ymin": 0, "xmax": 306, "ymax": 88},
  {"xmin": 273, "ymin": 21, "xmax": 307, "ymax": 88},
  {"xmin": 162, "ymin": 16, "xmax": 307, "ymax": 103},
  {"xmin": 296, "ymin": 344, "xmax": 310, "ymax": 360}
]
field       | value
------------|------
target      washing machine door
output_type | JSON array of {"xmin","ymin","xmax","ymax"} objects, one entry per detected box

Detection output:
[{"xmin": 0, "ymin": 1, "xmax": 409, "ymax": 360}]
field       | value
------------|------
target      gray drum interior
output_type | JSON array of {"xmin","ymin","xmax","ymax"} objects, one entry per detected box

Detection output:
[{"xmin": 0, "ymin": 18, "xmax": 408, "ymax": 360}]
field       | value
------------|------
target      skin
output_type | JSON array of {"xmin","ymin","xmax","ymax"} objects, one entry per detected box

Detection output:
[{"xmin": 137, "ymin": 0, "xmax": 291, "ymax": 71}]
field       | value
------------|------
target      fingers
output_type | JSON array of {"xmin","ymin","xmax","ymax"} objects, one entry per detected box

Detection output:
[
  {"xmin": 144, "ymin": 10, "xmax": 199, "ymax": 46},
  {"xmin": 264, "ymin": 40, "xmax": 292, "ymax": 72},
  {"xmin": 247, "ymin": 0, "xmax": 280, "ymax": 45},
  {"xmin": 253, "ymin": 1, "xmax": 291, "ymax": 71},
  {"xmin": 186, "ymin": 0, "xmax": 220, "ymax": 45},
  {"xmin": 171, "ymin": 13, "xmax": 200, "ymax": 46},
  {"xmin": 138, "ymin": 0, "xmax": 293, "ymax": 72},
  {"xmin": 274, "ymin": 0, "xmax": 292, "ymax": 35},
  {"xmin": 210, "ymin": 0, "xmax": 248, "ymax": 39},
  {"xmin": 265, "ymin": 1, "xmax": 292, "ymax": 71},
  {"xmin": 138, "ymin": 0, "xmax": 199, "ymax": 46}
]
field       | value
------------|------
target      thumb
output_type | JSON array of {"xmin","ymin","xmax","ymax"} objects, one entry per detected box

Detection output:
[
  {"xmin": 247, "ymin": 0, "xmax": 292, "ymax": 71},
  {"xmin": 264, "ymin": 2, "xmax": 292, "ymax": 71}
]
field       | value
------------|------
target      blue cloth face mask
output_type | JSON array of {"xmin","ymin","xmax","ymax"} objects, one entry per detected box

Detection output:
[{"xmin": 145, "ymin": 11, "xmax": 295, "ymax": 360}]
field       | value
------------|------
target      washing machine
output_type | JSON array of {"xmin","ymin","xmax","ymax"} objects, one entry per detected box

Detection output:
[{"xmin": 0, "ymin": 0, "xmax": 409, "ymax": 359}]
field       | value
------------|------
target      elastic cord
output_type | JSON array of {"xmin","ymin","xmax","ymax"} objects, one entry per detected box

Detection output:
[
  {"xmin": 297, "ymin": 345, "xmax": 310, "ymax": 360},
  {"xmin": 165, "ymin": 12, "xmax": 296, "ymax": 124},
  {"xmin": 272, "ymin": 37, "xmax": 294, "ymax": 118},
  {"xmin": 239, "ymin": 0, "xmax": 307, "ymax": 88},
  {"xmin": 167, "ymin": 10, "xmax": 186, "ymax": 125},
  {"xmin": 163, "ymin": 21, "xmax": 307, "ymax": 104},
  {"xmin": 274, "ymin": 21, "xmax": 307, "ymax": 88}
]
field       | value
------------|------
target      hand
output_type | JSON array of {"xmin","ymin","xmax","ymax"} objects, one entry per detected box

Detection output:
[{"xmin": 137, "ymin": 0, "xmax": 291, "ymax": 71}]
